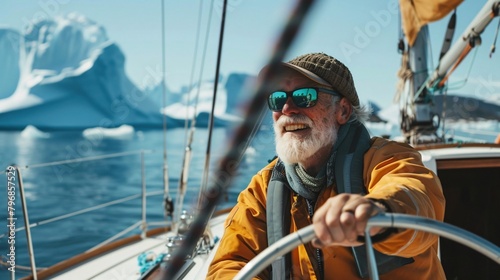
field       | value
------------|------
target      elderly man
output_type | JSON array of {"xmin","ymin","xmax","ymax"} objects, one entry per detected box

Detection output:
[{"xmin": 207, "ymin": 53, "xmax": 445, "ymax": 279}]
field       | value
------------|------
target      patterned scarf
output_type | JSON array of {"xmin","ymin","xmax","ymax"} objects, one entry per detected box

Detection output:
[{"xmin": 271, "ymin": 149, "xmax": 336, "ymax": 201}]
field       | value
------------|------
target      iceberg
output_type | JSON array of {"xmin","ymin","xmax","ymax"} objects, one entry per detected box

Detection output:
[
  {"xmin": 20, "ymin": 125, "xmax": 51, "ymax": 139},
  {"xmin": 161, "ymin": 81, "xmax": 237, "ymax": 127},
  {"xmin": 83, "ymin": 124, "xmax": 135, "ymax": 140},
  {"xmin": 0, "ymin": 12, "xmax": 261, "ymax": 130},
  {"xmin": 0, "ymin": 28, "xmax": 21, "ymax": 99},
  {"xmin": 0, "ymin": 13, "xmax": 162, "ymax": 130},
  {"xmin": 161, "ymin": 73, "xmax": 255, "ymax": 128}
]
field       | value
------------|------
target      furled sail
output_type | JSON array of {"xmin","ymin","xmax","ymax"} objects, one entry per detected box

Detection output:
[{"xmin": 400, "ymin": 0, "xmax": 463, "ymax": 46}]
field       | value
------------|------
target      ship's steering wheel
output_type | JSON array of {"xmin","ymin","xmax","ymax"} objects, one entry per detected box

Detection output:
[{"xmin": 233, "ymin": 213, "xmax": 500, "ymax": 280}]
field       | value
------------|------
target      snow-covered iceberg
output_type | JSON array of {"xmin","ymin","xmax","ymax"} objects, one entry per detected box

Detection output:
[
  {"xmin": 0, "ymin": 13, "xmax": 259, "ymax": 130},
  {"xmin": 161, "ymin": 73, "xmax": 255, "ymax": 128},
  {"xmin": 0, "ymin": 28, "xmax": 21, "ymax": 99},
  {"xmin": 20, "ymin": 125, "xmax": 51, "ymax": 139},
  {"xmin": 0, "ymin": 13, "xmax": 162, "ymax": 130},
  {"xmin": 83, "ymin": 124, "xmax": 135, "ymax": 140}
]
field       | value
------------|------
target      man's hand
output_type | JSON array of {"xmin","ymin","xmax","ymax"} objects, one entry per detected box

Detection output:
[{"xmin": 311, "ymin": 193, "xmax": 386, "ymax": 248}]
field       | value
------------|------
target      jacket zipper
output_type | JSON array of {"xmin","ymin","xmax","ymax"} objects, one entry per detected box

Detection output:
[{"xmin": 306, "ymin": 199, "xmax": 324, "ymax": 280}]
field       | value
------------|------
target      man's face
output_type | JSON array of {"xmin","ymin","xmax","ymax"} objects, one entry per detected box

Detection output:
[{"xmin": 272, "ymin": 69, "xmax": 339, "ymax": 165}]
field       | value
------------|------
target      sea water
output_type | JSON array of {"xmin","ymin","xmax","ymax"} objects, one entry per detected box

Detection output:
[
  {"xmin": 0, "ymin": 121, "xmax": 498, "ymax": 278},
  {"xmin": 0, "ymin": 125, "xmax": 277, "ymax": 278}
]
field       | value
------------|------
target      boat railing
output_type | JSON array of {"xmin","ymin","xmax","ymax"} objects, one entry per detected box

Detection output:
[{"xmin": 3, "ymin": 149, "xmax": 169, "ymax": 280}]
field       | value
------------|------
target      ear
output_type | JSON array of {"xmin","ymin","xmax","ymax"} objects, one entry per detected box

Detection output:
[{"xmin": 335, "ymin": 98, "xmax": 352, "ymax": 125}]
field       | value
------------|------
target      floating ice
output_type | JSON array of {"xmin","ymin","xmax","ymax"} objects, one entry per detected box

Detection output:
[
  {"xmin": 20, "ymin": 125, "xmax": 51, "ymax": 139},
  {"xmin": 83, "ymin": 125, "xmax": 135, "ymax": 140}
]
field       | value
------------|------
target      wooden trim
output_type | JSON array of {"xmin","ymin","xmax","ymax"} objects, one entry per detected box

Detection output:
[
  {"xmin": 22, "ymin": 207, "xmax": 233, "ymax": 280},
  {"xmin": 415, "ymin": 142, "xmax": 500, "ymax": 151},
  {"xmin": 437, "ymin": 157, "xmax": 500, "ymax": 170},
  {"xmin": 21, "ymin": 227, "xmax": 170, "ymax": 280}
]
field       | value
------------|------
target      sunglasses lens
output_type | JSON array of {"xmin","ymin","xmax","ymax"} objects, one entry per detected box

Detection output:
[
  {"xmin": 268, "ymin": 88, "xmax": 319, "ymax": 111},
  {"xmin": 292, "ymin": 88, "xmax": 317, "ymax": 108},
  {"xmin": 268, "ymin": 91, "xmax": 288, "ymax": 111}
]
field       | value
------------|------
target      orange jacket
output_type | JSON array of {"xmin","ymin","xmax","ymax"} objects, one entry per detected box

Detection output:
[{"xmin": 207, "ymin": 137, "xmax": 446, "ymax": 279}]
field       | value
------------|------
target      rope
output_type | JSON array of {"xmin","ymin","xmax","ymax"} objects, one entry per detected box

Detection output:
[
  {"xmin": 138, "ymin": 252, "xmax": 167, "ymax": 275},
  {"xmin": 394, "ymin": 50, "xmax": 412, "ymax": 103}
]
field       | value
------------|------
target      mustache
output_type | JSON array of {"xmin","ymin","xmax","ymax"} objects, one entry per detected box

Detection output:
[{"xmin": 275, "ymin": 115, "xmax": 313, "ymax": 128}]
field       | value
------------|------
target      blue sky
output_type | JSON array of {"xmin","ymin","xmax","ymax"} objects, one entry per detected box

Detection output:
[{"xmin": 1, "ymin": 0, "xmax": 499, "ymax": 108}]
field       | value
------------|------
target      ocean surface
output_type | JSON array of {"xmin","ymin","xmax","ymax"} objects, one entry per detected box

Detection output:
[{"xmin": 0, "ymin": 120, "xmax": 499, "ymax": 279}]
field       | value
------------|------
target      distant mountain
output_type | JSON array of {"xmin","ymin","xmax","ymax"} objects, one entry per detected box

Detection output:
[
  {"xmin": 371, "ymin": 94, "xmax": 500, "ymax": 124},
  {"xmin": 433, "ymin": 94, "xmax": 500, "ymax": 121},
  {"xmin": 366, "ymin": 101, "xmax": 387, "ymax": 123},
  {"xmin": 225, "ymin": 73, "xmax": 256, "ymax": 116}
]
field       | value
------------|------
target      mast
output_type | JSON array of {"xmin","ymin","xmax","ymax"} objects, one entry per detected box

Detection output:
[
  {"xmin": 398, "ymin": 0, "xmax": 500, "ymax": 145},
  {"xmin": 400, "ymin": 24, "xmax": 438, "ymax": 145}
]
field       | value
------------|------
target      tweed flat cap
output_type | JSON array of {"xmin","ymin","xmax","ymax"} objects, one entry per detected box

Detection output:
[{"xmin": 283, "ymin": 53, "xmax": 360, "ymax": 106}]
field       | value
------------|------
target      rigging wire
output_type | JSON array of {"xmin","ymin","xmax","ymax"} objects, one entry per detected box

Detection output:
[
  {"xmin": 173, "ymin": 0, "xmax": 216, "ymax": 234},
  {"xmin": 159, "ymin": 0, "xmax": 318, "ymax": 278},
  {"xmin": 432, "ymin": 6, "xmax": 456, "ymax": 139},
  {"xmin": 442, "ymin": 46, "xmax": 480, "ymax": 91},
  {"xmin": 160, "ymin": 0, "xmax": 173, "ymax": 221},
  {"xmin": 190, "ymin": 0, "xmax": 217, "ymax": 127},
  {"xmin": 183, "ymin": 0, "xmax": 205, "ymax": 133},
  {"xmin": 440, "ymin": 86, "xmax": 448, "ymax": 142},
  {"xmin": 411, "ymin": 17, "xmax": 454, "ymax": 101},
  {"xmin": 197, "ymin": 0, "xmax": 228, "ymax": 208},
  {"xmin": 424, "ymin": 25, "xmax": 435, "ymax": 81},
  {"xmin": 180, "ymin": 0, "xmax": 210, "ymax": 146}
]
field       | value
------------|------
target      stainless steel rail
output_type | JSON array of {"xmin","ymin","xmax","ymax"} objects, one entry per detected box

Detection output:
[
  {"xmin": 2, "ymin": 149, "xmax": 163, "ymax": 278},
  {"xmin": 8, "ymin": 166, "xmax": 38, "ymax": 280}
]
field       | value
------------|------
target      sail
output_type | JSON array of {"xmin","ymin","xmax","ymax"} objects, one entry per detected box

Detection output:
[{"xmin": 400, "ymin": 0, "xmax": 463, "ymax": 46}]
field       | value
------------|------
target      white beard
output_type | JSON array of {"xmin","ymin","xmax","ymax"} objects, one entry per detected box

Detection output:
[{"xmin": 274, "ymin": 115, "xmax": 338, "ymax": 165}]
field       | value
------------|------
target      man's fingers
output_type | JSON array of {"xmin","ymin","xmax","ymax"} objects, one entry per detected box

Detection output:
[
  {"xmin": 340, "ymin": 211, "xmax": 358, "ymax": 242},
  {"xmin": 312, "ymin": 195, "xmax": 388, "ymax": 248}
]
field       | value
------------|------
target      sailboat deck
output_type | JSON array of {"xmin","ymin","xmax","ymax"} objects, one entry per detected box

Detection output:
[{"xmin": 26, "ymin": 212, "xmax": 230, "ymax": 280}]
